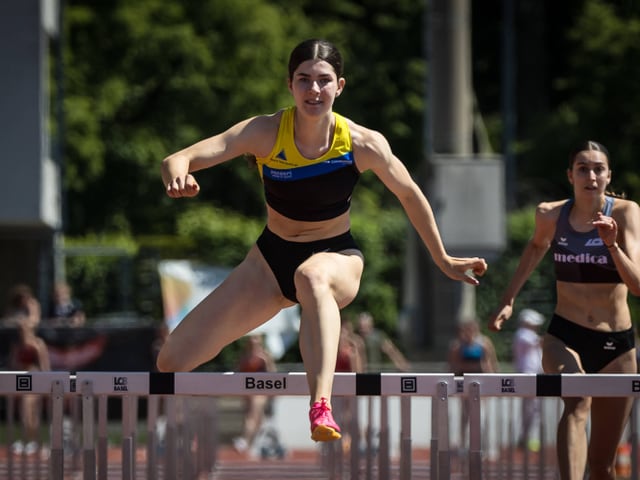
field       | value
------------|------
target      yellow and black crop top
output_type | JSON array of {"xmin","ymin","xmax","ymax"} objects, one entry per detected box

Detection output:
[{"xmin": 255, "ymin": 106, "xmax": 360, "ymax": 221}]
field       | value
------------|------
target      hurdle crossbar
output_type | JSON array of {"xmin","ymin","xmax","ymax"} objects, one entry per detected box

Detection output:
[
  {"xmin": 3, "ymin": 372, "xmax": 639, "ymax": 480},
  {"xmin": 0, "ymin": 371, "xmax": 454, "ymax": 480},
  {"xmin": 462, "ymin": 373, "xmax": 640, "ymax": 480},
  {"xmin": 73, "ymin": 371, "xmax": 456, "ymax": 397}
]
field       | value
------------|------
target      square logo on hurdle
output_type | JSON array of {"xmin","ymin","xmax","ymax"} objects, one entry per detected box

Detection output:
[
  {"xmin": 401, "ymin": 376, "xmax": 417, "ymax": 393},
  {"xmin": 501, "ymin": 378, "xmax": 516, "ymax": 393},
  {"xmin": 16, "ymin": 375, "xmax": 33, "ymax": 392},
  {"xmin": 113, "ymin": 376, "xmax": 129, "ymax": 392}
]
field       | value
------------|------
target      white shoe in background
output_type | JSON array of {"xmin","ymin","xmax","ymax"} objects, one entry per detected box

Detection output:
[
  {"xmin": 11, "ymin": 441, "xmax": 24, "ymax": 455},
  {"xmin": 24, "ymin": 441, "xmax": 38, "ymax": 455},
  {"xmin": 233, "ymin": 436, "xmax": 248, "ymax": 453}
]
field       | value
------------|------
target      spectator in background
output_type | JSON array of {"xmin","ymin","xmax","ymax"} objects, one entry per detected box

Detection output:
[
  {"xmin": 448, "ymin": 317, "xmax": 498, "ymax": 453},
  {"xmin": 233, "ymin": 334, "xmax": 277, "ymax": 456},
  {"xmin": 355, "ymin": 312, "xmax": 410, "ymax": 372},
  {"xmin": 47, "ymin": 281, "xmax": 86, "ymax": 327},
  {"xmin": 448, "ymin": 318, "xmax": 498, "ymax": 376},
  {"xmin": 3, "ymin": 284, "xmax": 37, "ymax": 327},
  {"xmin": 513, "ymin": 308, "xmax": 545, "ymax": 451},
  {"xmin": 6, "ymin": 287, "xmax": 50, "ymax": 455},
  {"xmin": 334, "ymin": 318, "xmax": 366, "ymax": 453},
  {"xmin": 336, "ymin": 318, "xmax": 365, "ymax": 373}
]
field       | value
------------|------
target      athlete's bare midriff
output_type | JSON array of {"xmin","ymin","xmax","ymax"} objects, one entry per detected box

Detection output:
[
  {"xmin": 555, "ymin": 280, "xmax": 631, "ymax": 331},
  {"xmin": 266, "ymin": 207, "xmax": 352, "ymax": 242}
]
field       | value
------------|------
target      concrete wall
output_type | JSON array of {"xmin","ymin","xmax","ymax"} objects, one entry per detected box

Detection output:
[{"xmin": 0, "ymin": 0, "xmax": 59, "ymax": 307}]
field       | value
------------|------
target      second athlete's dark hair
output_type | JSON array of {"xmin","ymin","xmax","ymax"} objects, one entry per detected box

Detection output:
[
  {"xmin": 568, "ymin": 140, "xmax": 610, "ymax": 169},
  {"xmin": 288, "ymin": 39, "xmax": 343, "ymax": 80},
  {"xmin": 568, "ymin": 140, "xmax": 626, "ymax": 199}
]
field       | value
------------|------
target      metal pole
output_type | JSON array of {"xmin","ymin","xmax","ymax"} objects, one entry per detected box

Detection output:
[
  {"xmin": 327, "ymin": 441, "xmax": 338, "ymax": 480},
  {"xmin": 468, "ymin": 382, "xmax": 482, "ymax": 480},
  {"xmin": 436, "ymin": 382, "xmax": 451, "ymax": 480},
  {"xmin": 53, "ymin": 0, "xmax": 67, "ymax": 283},
  {"xmin": 630, "ymin": 399, "xmax": 638, "ymax": 480},
  {"xmin": 209, "ymin": 397, "xmax": 219, "ymax": 474},
  {"xmin": 538, "ymin": 399, "xmax": 547, "ymax": 480},
  {"xmin": 164, "ymin": 396, "xmax": 177, "ymax": 479},
  {"xmin": 378, "ymin": 396, "xmax": 390, "ymax": 480},
  {"xmin": 349, "ymin": 397, "xmax": 360, "ymax": 480},
  {"xmin": 365, "ymin": 396, "xmax": 373, "ymax": 480},
  {"xmin": 121, "ymin": 396, "xmax": 135, "ymax": 480},
  {"xmin": 7, "ymin": 396, "xmax": 15, "ymax": 480},
  {"xmin": 182, "ymin": 400, "xmax": 194, "ymax": 480},
  {"xmin": 50, "ymin": 380, "xmax": 65, "ymax": 480},
  {"xmin": 431, "ymin": 392, "xmax": 439, "ymax": 480},
  {"xmin": 502, "ymin": 0, "xmax": 517, "ymax": 210},
  {"xmin": 97, "ymin": 395, "xmax": 108, "ymax": 480},
  {"xmin": 507, "ymin": 398, "xmax": 515, "ymax": 480},
  {"xmin": 81, "ymin": 381, "xmax": 96, "ymax": 480},
  {"xmin": 147, "ymin": 395, "xmax": 159, "ymax": 480},
  {"xmin": 399, "ymin": 396, "xmax": 412, "ymax": 480},
  {"xmin": 423, "ymin": 0, "xmax": 477, "ymax": 361}
]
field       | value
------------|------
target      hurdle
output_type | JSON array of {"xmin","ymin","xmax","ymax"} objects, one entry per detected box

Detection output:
[
  {"xmin": 1, "ymin": 371, "xmax": 454, "ymax": 480},
  {"xmin": 3, "ymin": 372, "xmax": 639, "ymax": 479},
  {"xmin": 0, "ymin": 371, "xmax": 72, "ymax": 480},
  {"xmin": 463, "ymin": 373, "xmax": 640, "ymax": 480}
]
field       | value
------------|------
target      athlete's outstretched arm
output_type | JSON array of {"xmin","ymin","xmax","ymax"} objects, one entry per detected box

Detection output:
[
  {"xmin": 488, "ymin": 202, "xmax": 558, "ymax": 331},
  {"xmin": 353, "ymin": 125, "xmax": 487, "ymax": 285}
]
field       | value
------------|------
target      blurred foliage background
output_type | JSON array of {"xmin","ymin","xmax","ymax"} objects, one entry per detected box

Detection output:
[{"xmin": 54, "ymin": 0, "xmax": 640, "ymax": 363}]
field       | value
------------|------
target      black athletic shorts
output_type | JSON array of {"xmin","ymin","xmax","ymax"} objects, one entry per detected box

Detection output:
[
  {"xmin": 256, "ymin": 226, "xmax": 359, "ymax": 303},
  {"xmin": 546, "ymin": 313, "xmax": 635, "ymax": 373}
]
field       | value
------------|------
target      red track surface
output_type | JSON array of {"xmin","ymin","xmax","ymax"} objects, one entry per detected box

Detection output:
[{"xmin": 0, "ymin": 444, "xmax": 573, "ymax": 479}]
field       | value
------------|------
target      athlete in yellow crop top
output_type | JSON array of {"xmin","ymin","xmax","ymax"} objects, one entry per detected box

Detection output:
[
  {"xmin": 159, "ymin": 38, "xmax": 488, "ymax": 443},
  {"xmin": 256, "ymin": 106, "xmax": 359, "ymax": 222}
]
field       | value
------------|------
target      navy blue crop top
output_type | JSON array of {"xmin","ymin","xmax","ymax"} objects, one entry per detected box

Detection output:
[{"xmin": 552, "ymin": 196, "xmax": 622, "ymax": 283}]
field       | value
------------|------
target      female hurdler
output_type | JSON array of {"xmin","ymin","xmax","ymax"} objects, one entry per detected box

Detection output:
[{"xmin": 158, "ymin": 39, "xmax": 488, "ymax": 442}]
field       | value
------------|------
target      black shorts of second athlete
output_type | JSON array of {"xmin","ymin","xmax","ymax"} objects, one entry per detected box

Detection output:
[
  {"xmin": 256, "ymin": 226, "xmax": 360, "ymax": 303},
  {"xmin": 546, "ymin": 313, "xmax": 635, "ymax": 373}
]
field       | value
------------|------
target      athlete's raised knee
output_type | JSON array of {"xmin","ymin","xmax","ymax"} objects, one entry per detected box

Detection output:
[
  {"xmin": 155, "ymin": 347, "xmax": 176, "ymax": 372},
  {"xmin": 294, "ymin": 265, "xmax": 332, "ymax": 301}
]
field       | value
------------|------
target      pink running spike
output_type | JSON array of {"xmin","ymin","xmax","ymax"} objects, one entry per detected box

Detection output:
[{"xmin": 309, "ymin": 397, "xmax": 342, "ymax": 442}]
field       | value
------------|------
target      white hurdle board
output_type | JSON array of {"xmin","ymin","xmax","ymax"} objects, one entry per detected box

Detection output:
[
  {"xmin": 72, "ymin": 371, "xmax": 455, "ymax": 397},
  {"xmin": 174, "ymin": 372, "xmax": 455, "ymax": 397},
  {"xmin": 462, "ymin": 373, "xmax": 640, "ymax": 398},
  {"xmin": 174, "ymin": 371, "xmax": 309, "ymax": 396},
  {"xmin": 562, "ymin": 373, "xmax": 640, "ymax": 397},
  {"xmin": 0, "ymin": 370, "xmax": 71, "ymax": 394}
]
